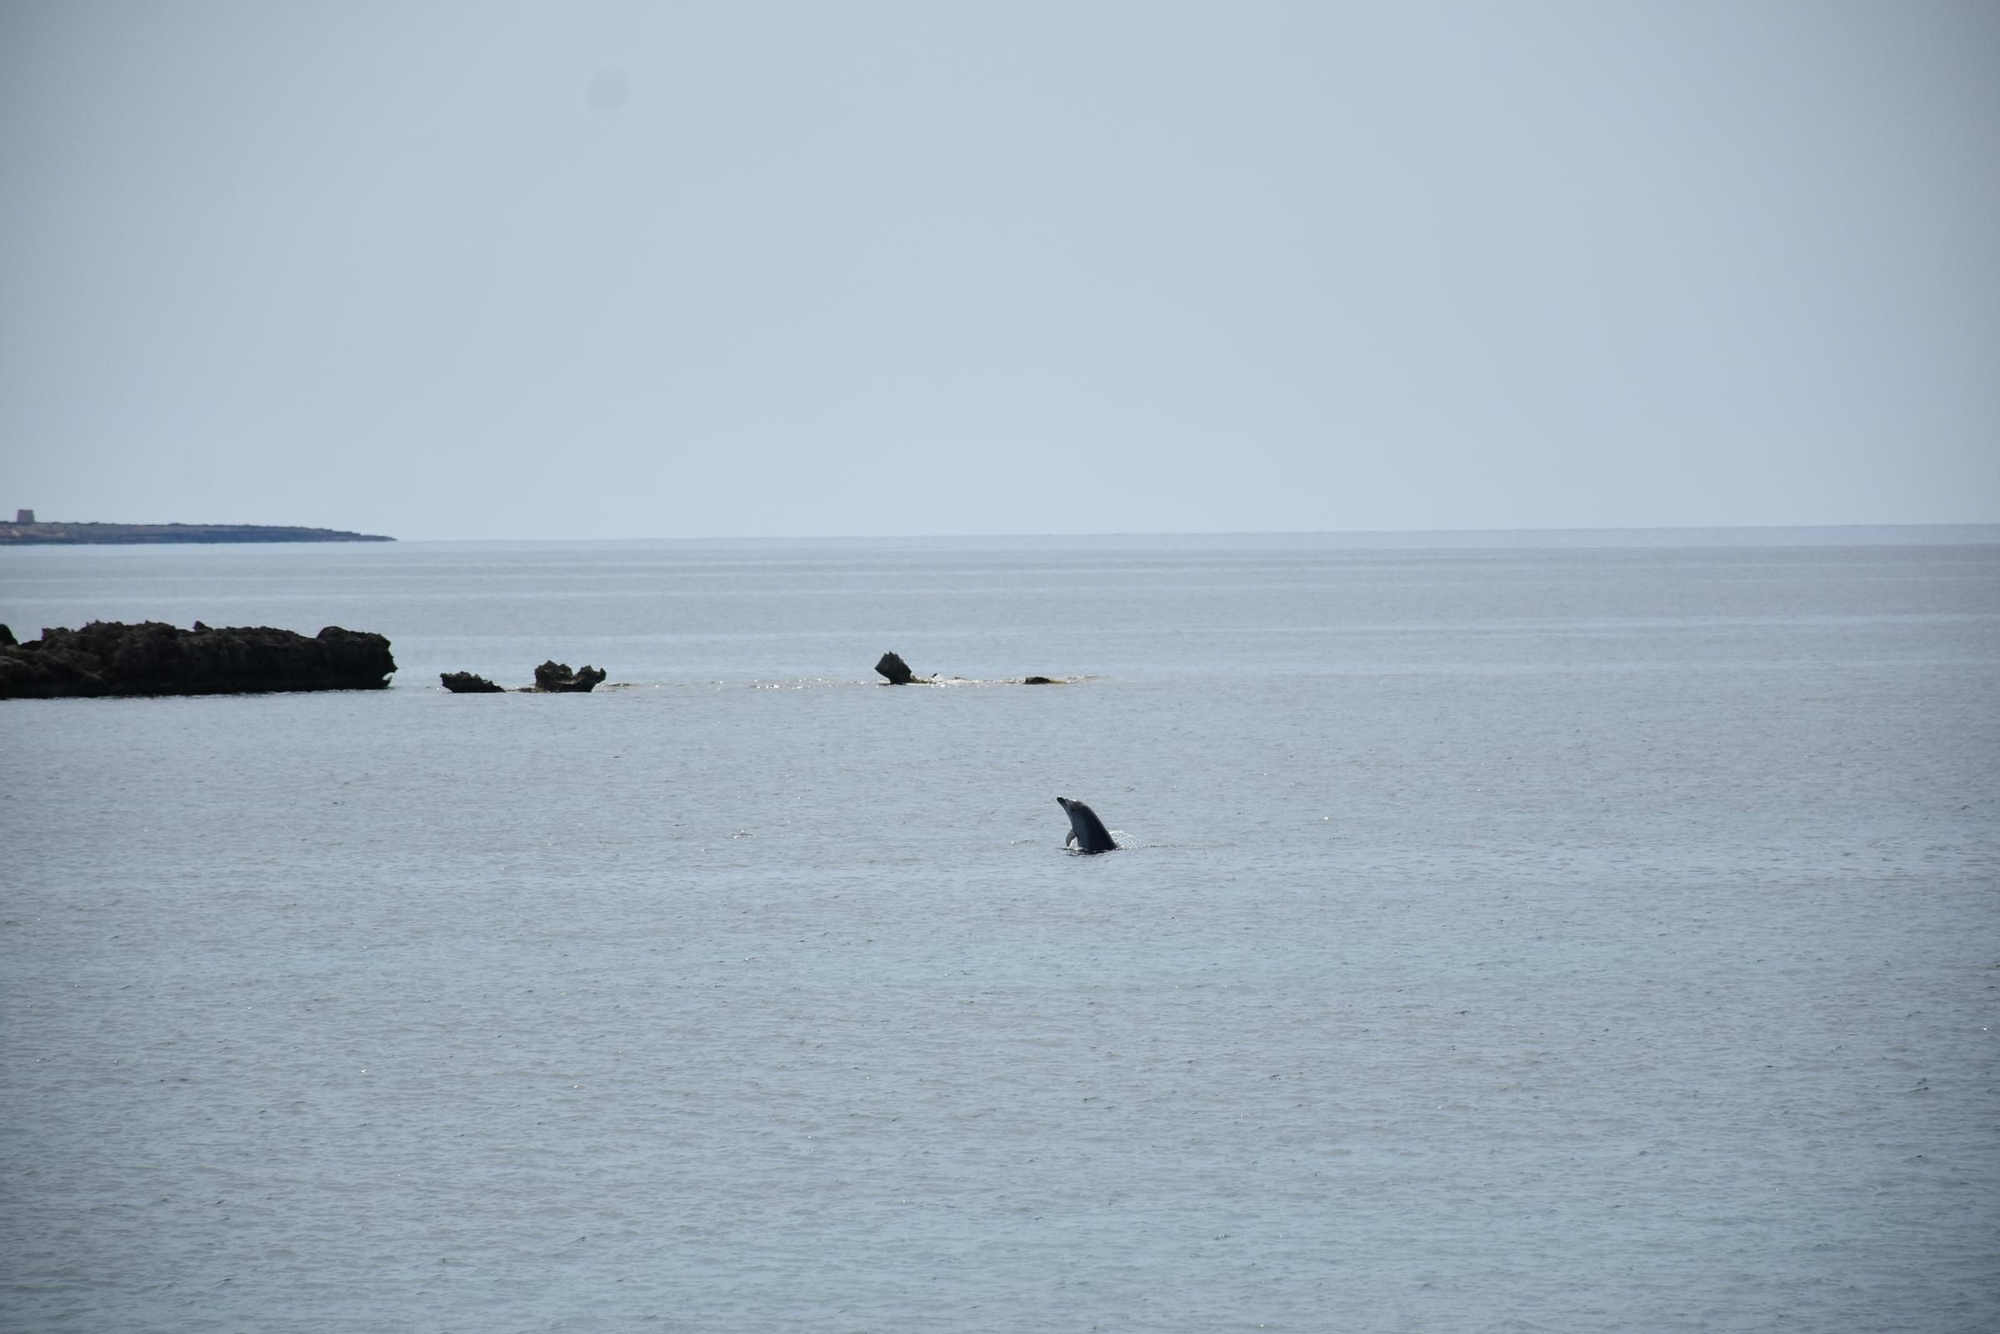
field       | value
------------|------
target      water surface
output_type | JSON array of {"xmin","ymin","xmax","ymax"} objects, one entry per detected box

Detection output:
[{"xmin": 3, "ymin": 530, "xmax": 1996, "ymax": 1331}]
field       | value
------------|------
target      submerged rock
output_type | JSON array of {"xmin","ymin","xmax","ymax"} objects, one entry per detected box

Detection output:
[
  {"xmin": 0, "ymin": 621, "xmax": 395, "ymax": 699},
  {"xmin": 440, "ymin": 671, "xmax": 505, "ymax": 693},
  {"xmin": 531, "ymin": 661, "xmax": 606, "ymax": 692}
]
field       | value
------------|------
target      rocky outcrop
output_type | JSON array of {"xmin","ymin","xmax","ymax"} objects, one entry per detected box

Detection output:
[
  {"xmin": 437, "ymin": 663, "xmax": 608, "ymax": 693},
  {"xmin": 531, "ymin": 661, "xmax": 606, "ymax": 692},
  {"xmin": 440, "ymin": 671, "xmax": 505, "ymax": 693},
  {"xmin": 0, "ymin": 621, "xmax": 395, "ymax": 699},
  {"xmin": 874, "ymin": 653, "xmax": 1068, "ymax": 685},
  {"xmin": 875, "ymin": 651, "xmax": 930, "ymax": 685}
]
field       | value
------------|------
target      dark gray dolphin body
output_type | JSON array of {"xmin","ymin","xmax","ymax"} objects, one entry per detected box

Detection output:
[{"xmin": 1057, "ymin": 796, "xmax": 1118, "ymax": 854}]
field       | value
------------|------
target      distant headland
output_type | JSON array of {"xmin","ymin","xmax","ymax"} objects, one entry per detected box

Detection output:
[{"xmin": 1, "ymin": 510, "xmax": 393, "ymax": 545}]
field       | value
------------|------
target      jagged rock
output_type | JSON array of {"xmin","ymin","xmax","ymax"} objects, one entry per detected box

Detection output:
[
  {"xmin": 531, "ymin": 661, "xmax": 606, "ymax": 692},
  {"xmin": 0, "ymin": 621, "xmax": 395, "ymax": 699},
  {"xmin": 440, "ymin": 671, "xmax": 505, "ymax": 693},
  {"xmin": 875, "ymin": 651, "xmax": 929, "ymax": 685},
  {"xmin": 0, "ymin": 624, "xmax": 14, "ymax": 648}
]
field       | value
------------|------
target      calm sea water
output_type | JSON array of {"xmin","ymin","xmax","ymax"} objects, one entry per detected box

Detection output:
[{"xmin": 3, "ymin": 530, "xmax": 1997, "ymax": 1333}]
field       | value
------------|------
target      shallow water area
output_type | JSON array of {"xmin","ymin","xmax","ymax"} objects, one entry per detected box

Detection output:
[{"xmin": 3, "ymin": 530, "xmax": 1997, "ymax": 1332}]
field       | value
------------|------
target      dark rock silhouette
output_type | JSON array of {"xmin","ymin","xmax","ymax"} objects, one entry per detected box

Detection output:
[
  {"xmin": 437, "ymin": 663, "xmax": 607, "ymax": 693},
  {"xmin": 0, "ymin": 621, "xmax": 395, "ymax": 699},
  {"xmin": 440, "ymin": 671, "xmax": 505, "ymax": 693},
  {"xmin": 1024, "ymin": 676, "xmax": 1061, "ymax": 685},
  {"xmin": 531, "ymin": 661, "xmax": 606, "ymax": 692},
  {"xmin": 875, "ymin": 651, "xmax": 929, "ymax": 684}
]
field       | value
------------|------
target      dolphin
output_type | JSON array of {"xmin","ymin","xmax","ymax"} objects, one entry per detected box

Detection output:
[{"xmin": 1056, "ymin": 796, "xmax": 1118, "ymax": 854}]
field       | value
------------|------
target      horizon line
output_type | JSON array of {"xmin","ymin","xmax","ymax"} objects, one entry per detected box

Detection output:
[{"xmin": 403, "ymin": 521, "xmax": 2000, "ymax": 545}]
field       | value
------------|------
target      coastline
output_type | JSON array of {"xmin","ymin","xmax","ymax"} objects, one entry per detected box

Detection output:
[{"xmin": 0, "ymin": 520, "xmax": 393, "ymax": 545}]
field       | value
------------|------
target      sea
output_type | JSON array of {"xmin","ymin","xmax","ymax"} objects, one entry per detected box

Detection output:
[{"xmin": 2, "ymin": 528, "xmax": 1996, "ymax": 1333}]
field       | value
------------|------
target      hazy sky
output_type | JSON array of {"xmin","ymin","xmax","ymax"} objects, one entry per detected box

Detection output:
[{"xmin": 3, "ymin": 2, "xmax": 1996, "ymax": 540}]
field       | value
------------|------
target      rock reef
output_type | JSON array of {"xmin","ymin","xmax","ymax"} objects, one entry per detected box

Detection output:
[
  {"xmin": 532, "ymin": 661, "xmax": 606, "ymax": 692},
  {"xmin": 0, "ymin": 621, "xmax": 396, "ymax": 699},
  {"xmin": 440, "ymin": 671, "xmax": 505, "ymax": 693},
  {"xmin": 438, "ymin": 662, "xmax": 608, "ymax": 692},
  {"xmin": 875, "ymin": 651, "xmax": 929, "ymax": 685},
  {"xmin": 875, "ymin": 651, "xmax": 1069, "ymax": 686}
]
